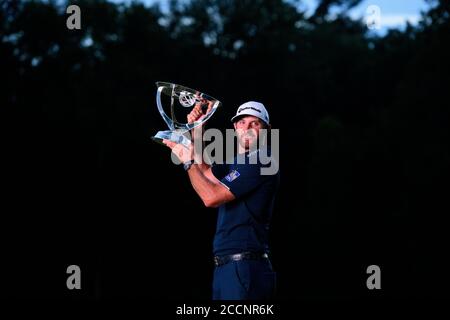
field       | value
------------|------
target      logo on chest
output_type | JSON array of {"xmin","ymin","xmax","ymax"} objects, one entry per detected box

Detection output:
[{"xmin": 225, "ymin": 169, "xmax": 240, "ymax": 182}]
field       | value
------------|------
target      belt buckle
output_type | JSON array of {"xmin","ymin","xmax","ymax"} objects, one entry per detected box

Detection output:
[{"xmin": 235, "ymin": 253, "xmax": 244, "ymax": 261}]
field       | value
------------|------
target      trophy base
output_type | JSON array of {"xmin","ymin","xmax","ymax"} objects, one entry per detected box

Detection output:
[{"xmin": 152, "ymin": 130, "xmax": 192, "ymax": 148}]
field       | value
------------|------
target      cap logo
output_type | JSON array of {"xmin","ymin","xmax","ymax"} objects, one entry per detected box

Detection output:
[{"xmin": 238, "ymin": 106, "xmax": 261, "ymax": 114}]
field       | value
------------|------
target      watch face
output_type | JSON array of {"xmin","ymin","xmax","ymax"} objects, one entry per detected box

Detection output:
[{"xmin": 184, "ymin": 161, "xmax": 193, "ymax": 171}]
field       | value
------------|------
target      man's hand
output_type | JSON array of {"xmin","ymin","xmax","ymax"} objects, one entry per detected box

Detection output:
[
  {"xmin": 163, "ymin": 139, "xmax": 193, "ymax": 164},
  {"xmin": 187, "ymin": 98, "xmax": 213, "ymax": 124},
  {"xmin": 187, "ymin": 97, "xmax": 213, "ymax": 148}
]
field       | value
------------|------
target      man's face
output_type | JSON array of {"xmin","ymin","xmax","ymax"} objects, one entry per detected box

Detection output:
[{"xmin": 233, "ymin": 115, "xmax": 265, "ymax": 151}]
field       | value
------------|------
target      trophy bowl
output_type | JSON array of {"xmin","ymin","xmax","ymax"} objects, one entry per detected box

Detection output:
[{"xmin": 152, "ymin": 82, "xmax": 221, "ymax": 147}]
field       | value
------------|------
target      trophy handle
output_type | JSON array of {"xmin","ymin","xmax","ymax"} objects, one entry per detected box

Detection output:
[{"xmin": 156, "ymin": 86, "xmax": 176, "ymax": 131}]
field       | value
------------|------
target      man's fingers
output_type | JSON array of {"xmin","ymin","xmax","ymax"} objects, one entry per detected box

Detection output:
[
  {"xmin": 193, "ymin": 103, "xmax": 203, "ymax": 113},
  {"xmin": 188, "ymin": 99, "xmax": 214, "ymax": 123},
  {"xmin": 188, "ymin": 108, "xmax": 202, "ymax": 123}
]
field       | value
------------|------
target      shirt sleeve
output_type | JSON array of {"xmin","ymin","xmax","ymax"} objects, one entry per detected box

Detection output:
[{"xmin": 215, "ymin": 163, "xmax": 271, "ymax": 199}]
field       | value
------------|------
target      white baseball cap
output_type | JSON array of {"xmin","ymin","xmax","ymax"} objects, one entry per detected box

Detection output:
[{"xmin": 230, "ymin": 101, "xmax": 270, "ymax": 125}]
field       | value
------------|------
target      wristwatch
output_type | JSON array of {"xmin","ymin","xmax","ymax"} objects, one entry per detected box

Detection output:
[{"xmin": 183, "ymin": 160, "xmax": 194, "ymax": 171}]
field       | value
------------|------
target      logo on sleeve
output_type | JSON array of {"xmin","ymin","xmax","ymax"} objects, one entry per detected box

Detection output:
[{"xmin": 225, "ymin": 169, "xmax": 240, "ymax": 182}]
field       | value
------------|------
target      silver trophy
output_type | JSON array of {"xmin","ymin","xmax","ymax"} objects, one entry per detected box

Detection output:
[{"xmin": 152, "ymin": 82, "xmax": 221, "ymax": 147}]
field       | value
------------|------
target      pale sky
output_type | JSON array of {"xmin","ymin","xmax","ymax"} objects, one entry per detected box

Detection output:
[{"xmin": 108, "ymin": 0, "xmax": 431, "ymax": 35}]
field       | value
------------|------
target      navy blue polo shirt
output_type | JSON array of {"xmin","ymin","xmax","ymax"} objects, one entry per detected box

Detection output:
[{"xmin": 211, "ymin": 148, "xmax": 280, "ymax": 256}]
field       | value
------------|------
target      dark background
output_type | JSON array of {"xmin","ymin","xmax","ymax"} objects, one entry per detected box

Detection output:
[{"xmin": 1, "ymin": 0, "xmax": 449, "ymax": 301}]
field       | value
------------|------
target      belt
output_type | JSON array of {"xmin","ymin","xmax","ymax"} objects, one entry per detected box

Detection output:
[{"xmin": 213, "ymin": 252, "xmax": 269, "ymax": 267}]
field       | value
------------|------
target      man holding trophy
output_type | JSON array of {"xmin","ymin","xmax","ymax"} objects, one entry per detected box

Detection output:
[{"xmin": 154, "ymin": 82, "xmax": 279, "ymax": 300}]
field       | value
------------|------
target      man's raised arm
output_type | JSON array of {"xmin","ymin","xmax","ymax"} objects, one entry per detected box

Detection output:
[{"xmin": 162, "ymin": 139, "xmax": 235, "ymax": 208}]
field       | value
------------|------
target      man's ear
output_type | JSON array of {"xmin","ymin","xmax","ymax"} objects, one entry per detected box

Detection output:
[{"xmin": 233, "ymin": 122, "xmax": 237, "ymax": 130}]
